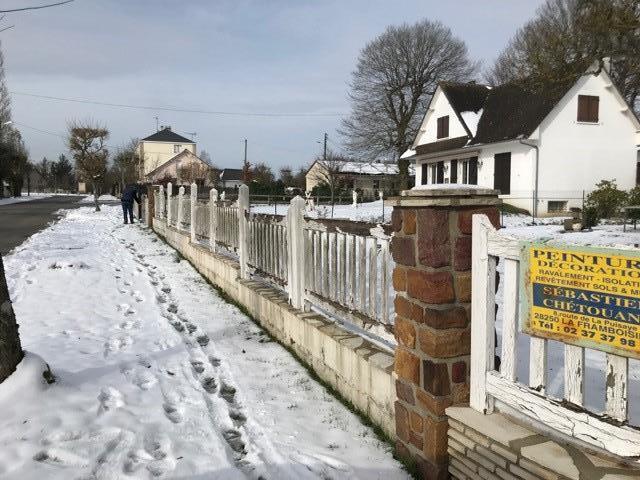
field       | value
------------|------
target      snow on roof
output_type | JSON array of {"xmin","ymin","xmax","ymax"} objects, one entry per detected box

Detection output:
[
  {"xmin": 333, "ymin": 161, "xmax": 415, "ymax": 175},
  {"xmin": 400, "ymin": 148, "xmax": 416, "ymax": 159},
  {"xmin": 460, "ymin": 109, "xmax": 482, "ymax": 137}
]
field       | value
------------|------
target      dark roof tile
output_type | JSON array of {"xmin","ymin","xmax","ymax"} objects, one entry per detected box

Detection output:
[{"xmin": 141, "ymin": 129, "xmax": 194, "ymax": 144}]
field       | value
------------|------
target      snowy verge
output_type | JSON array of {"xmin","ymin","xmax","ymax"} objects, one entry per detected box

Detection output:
[
  {"xmin": 0, "ymin": 194, "xmax": 55, "ymax": 206},
  {"xmin": 0, "ymin": 352, "xmax": 50, "ymax": 406}
]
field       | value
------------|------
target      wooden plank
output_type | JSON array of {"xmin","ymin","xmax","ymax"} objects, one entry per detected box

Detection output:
[
  {"xmin": 349, "ymin": 234, "xmax": 356, "ymax": 309},
  {"xmin": 322, "ymin": 232, "xmax": 329, "ymax": 298},
  {"xmin": 470, "ymin": 214, "xmax": 496, "ymax": 413},
  {"xmin": 368, "ymin": 238, "xmax": 377, "ymax": 319},
  {"xmin": 501, "ymin": 258, "xmax": 519, "ymax": 382},
  {"xmin": 564, "ymin": 344, "xmax": 585, "ymax": 406},
  {"xmin": 487, "ymin": 230, "xmax": 521, "ymax": 260},
  {"xmin": 314, "ymin": 231, "xmax": 321, "ymax": 294},
  {"xmin": 605, "ymin": 354, "xmax": 628, "ymax": 422},
  {"xmin": 381, "ymin": 239, "xmax": 389, "ymax": 324},
  {"xmin": 486, "ymin": 371, "xmax": 640, "ymax": 458},
  {"xmin": 358, "ymin": 236, "xmax": 366, "ymax": 312},
  {"xmin": 529, "ymin": 338, "xmax": 548, "ymax": 393},
  {"xmin": 340, "ymin": 233, "xmax": 347, "ymax": 306},
  {"xmin": 331, "ymin": 232, "xmax": 338, "ymax": 301}
]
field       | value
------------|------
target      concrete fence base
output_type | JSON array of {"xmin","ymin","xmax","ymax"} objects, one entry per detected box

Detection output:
[{"xmin": 151, "ymin": 218, "xmax": 397, "ymax": 439}]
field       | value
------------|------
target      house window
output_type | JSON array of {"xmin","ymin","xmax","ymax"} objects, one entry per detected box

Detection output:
[
  {"xmin": 450, "ymin": 159, "xmax": 458, "ymax": 183},
  {"xmin": 548, "ymin": 201, "xmax": 568, "ymax": 213},
  {"xmin": 493, "ymin": 152, "xmax": 511, "ymax": 195},
  {"xmin": 429, "ymin": 164, "xmax": 437, "ymax": 184},
  {"xmin": 419, "ymin": 166, "xmax": 426, "ymax": 186},
  {"xmin": 437, "ymin": 116, "xmax": 449, "ymax": 139},
  {"xmin": 468, "ymin": 157, "xmax": 478, "ymax": 185},
  {"xmin": 436, "ymin": 161, "xmax": 444, "ymax": 184},
  {"xmin": 173, "ymin": 144, "xmax": 182, "ymax": 153},
  {"xmin": 577, "ymin": 95, "xmax": 599, "ymax": 123}
]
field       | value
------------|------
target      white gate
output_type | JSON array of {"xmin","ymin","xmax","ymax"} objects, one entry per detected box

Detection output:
[{"xmin": 469, "ymin": 214, "xmax": 640, "ymax": 459}]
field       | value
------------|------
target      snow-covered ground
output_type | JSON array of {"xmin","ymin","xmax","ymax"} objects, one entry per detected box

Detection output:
[
  {"xmin": 252, "ymin": 200, "xmax": 388, "ymax": 224},
  {"xmin": 78, "ymin": 194, "xmax": 120, "ymax": 203},
  {"xmin": 0, "ymin": 206, "xmax": 409, "ymax": 480},
  {"xmin": 0, "ymin": 193, "xmax": 56, "ymax": 206}
]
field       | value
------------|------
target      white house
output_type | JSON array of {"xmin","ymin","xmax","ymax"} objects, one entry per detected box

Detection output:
[
  {"xmin": 137, "ymin": 127, "xmax": 197, "ymax": 179},
  {"xmin": 305, "ymin": 160, "xmax": 415, "ymax": 199},
  {"xmin": 405, "ymin": 60, "xmax": 640, "ymax": 215},
  {"xmin": 219, "ymin": 168, "xmax": 243, "ymax": 189}
]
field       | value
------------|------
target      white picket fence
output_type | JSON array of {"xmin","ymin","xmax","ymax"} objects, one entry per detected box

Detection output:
[
  {"xmin": 470, "ymin": 214, "xmax": 640, "ymax": 460},
  {"xmin": 152, "ymin": 183, "xmax": 395, "ymax": 342}
]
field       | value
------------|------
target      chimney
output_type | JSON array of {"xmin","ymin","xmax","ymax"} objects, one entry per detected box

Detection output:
[
  {"xmin": 160, "ymin": 125, "xmax": 172, "ymax": 131},
  {"xmin": 602, "ymin": 57, "xmax": 611, "ymax": 74}
]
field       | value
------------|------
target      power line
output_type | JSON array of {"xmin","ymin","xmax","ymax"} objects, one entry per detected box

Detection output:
[
  {"xmin": 13, "ymin": 121, "xmax": 66, "ymax": 139},
  {"xmin": 10, "ymin": 91, "xmax": 346, "ymax": 118},
  {"xmin": 0, "ymin": 0, "xmax": 73, "ymax": 13}
]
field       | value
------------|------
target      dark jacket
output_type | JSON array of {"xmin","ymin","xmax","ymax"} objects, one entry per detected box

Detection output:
[{"xmin": 121, "ymin": 185, "xmax": 140, "ymax": 204}]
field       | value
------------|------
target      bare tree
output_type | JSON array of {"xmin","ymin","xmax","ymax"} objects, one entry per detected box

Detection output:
[
  {"xmin": 67, "ymin": 121, "xmax": 109, "ymax": 211},
  {"xmin": 0, "ymin": 256, "xmax": 23, "ymax": 384},
  {"xmin": 177, "ymin": 161, "xmax": 213, "ymax": 186},
  {"xmin": 309, "ymin": 151, "xmax": 348, "ymax": 216},
  {"xmin": 340, "ymin": 19, "xmax": 479, "ymax": 188},
  {"xmin": 487, "ymin": 0, "xmax": 640, "ymax": 112},
  {"xmin": 112, "ymin": 138, "xmax": 141, "ymax": 191}
]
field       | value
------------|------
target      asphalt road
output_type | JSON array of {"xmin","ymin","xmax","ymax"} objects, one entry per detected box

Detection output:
[{"xmin": 0, "ymin": 196, "xmax": 93, "ymax": 255}]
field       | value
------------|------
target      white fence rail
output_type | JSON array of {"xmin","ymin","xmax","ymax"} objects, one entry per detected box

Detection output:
[
  {"xmin": 151, "ymin": 183, "xmax": 395, "ymax": 343},
  {"xmin": 470, "ymin": 214, "xmax": 640, "ymax": 459}
]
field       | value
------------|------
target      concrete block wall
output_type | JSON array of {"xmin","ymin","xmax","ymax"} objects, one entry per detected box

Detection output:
[
  {"xmin": 446, "ymin": 406, "xmax": 640, "ymax": 480},
  {"xmin": 151, "ymin": 218, "xmax": 397, "ymax": 439}
]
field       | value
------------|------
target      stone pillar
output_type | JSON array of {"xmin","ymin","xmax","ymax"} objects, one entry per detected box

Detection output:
[{"xmin": 387, "ymin": 187, "xmax": 500, "ymax": 480}]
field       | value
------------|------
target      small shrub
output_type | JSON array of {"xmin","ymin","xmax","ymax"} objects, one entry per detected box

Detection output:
[
  {"xmin": 582, "ymin": 206, "xmax": 600, "ymax": 229},
  {"xmin": 585, "ymin": 179, "xmax": 628, "ymax": 220},
  {"xmin": 627, "ymin": 186, "xmax": 640, "ymax": 220}
]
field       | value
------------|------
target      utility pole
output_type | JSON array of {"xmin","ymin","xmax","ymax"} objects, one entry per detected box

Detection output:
[
  {"xmin": 154, "ymin": 116, "xmax": 159, "ymax": 132},
  {"xmin": 323, "ymin": 132, "xmax": 328, "ymax": 161}
]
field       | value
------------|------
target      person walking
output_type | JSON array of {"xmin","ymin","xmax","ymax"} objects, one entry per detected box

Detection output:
[{"xmin": 121, "ymin": 183, "xmax": 140, "ymax": 224}]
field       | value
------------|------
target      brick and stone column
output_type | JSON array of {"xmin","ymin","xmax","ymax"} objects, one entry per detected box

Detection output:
[{"xmin": 387, "ymin": 187, "xmax": 500, "ymax": 480}]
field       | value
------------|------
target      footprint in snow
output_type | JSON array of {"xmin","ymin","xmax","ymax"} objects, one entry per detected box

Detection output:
[
  {"xmin": 97, "ymin": 387, "xmax": 124, "ymax": 413},
  {"xmin": 117, "ymin": 303, "xmax": 136, "ymax": 316}
]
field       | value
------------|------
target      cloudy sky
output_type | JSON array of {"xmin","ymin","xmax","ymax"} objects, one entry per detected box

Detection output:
[{"xmin": 2, "ymin": 0, "xmax": 543, "ymax": 171}]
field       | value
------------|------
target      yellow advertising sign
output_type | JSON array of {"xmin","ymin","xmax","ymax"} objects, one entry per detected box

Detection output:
[{"xmin": 521, "ymin": 244, "xmax": 640, "ymax": 359}]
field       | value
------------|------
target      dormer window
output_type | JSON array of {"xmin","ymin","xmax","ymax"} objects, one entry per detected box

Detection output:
[
  {"xmin": 577, "ymin": 95, "xmax": 599, "ymax": 123},
  {"xmin": 173, "ymin": 144, "xmax": 182, "ymax": 153},
  {"xmin": 437, "ymin": 116, "xmax": 449, "ymax": 139}
]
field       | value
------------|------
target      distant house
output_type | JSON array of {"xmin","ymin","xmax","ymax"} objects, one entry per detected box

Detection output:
[
  {"xmin": 405, "ymin": 59, "xmax": 640, "ymax": 215},
  {"xmin": 219, "ymin": 168, "xmax": 243, "ymax": 189},
  {"xmin": 305, "ymin": 160, "xmax": 414, "ymax": 199},
  {"xmin": 146, "ymin": 149, "xmax": 213, "ymax": 187},
  {"xmin": 137, "ymin": 126, "xmax": 212, "ymax": 186},
  {"xmin": 137, "ymin": 127, "xmax": 197, "ymax": 179}
]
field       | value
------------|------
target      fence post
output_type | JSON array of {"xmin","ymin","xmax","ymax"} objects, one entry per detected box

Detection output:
[
  {"xmin": 190, "ymin": 183, "xmax": 197, "ymax": 242},
  {"xmin": 166, "ymin": 182, "xmax": 173, "ymax": 225},
  {"xmin": 237, "ymin": 184, "xmax": 249, "ymax": 279},
  {"xmin": 177, "ymin": 186, "xmax": 185, "ymax": 230},
  {"xmin": 209, "ymin": 187, "xmax": 218, "ymax": 252},
  {"xmin": 158, "ymin": 185, "xmax": 165, "ymax": 220},
  {"xmin": 286, "ymin": 195, "xmax": 306, "ymax": 309},
  {"xmin": 387, "ymin": 187, "xmax": 501, "ymax": 478}
]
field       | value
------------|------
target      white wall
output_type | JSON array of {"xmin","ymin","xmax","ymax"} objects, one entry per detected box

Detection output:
[
  {"xmin": 535, "ymin": 72, "xmax": 639, "ymax": 212},
  {"xmin": 413, "ymin": 88, "xmax": 468, "ymax": 146}
]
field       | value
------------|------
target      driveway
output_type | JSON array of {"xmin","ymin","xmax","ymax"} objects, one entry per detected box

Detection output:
[{"xmin": 0, "ymin": 196, "xmax": 93, "ymax": 254}]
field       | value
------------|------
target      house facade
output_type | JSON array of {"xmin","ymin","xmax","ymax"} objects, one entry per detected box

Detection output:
[
  {"xmin": 137, "ymin": 127, "xmax": 197, "ymax": 179},
  {"xmin": 146, "ymin": 149, "xmax": 213, "ymax": 186},
  {"xmin": 406, "ymin": 61, "xmax": 640, "ymax": 215},
  {"xmin": 306, "ymin": 160, "xmax": 414, "ymax": 199},
  {"xmin": 219, "ymin": 168, "xmax": 243, "ymax": 189}
]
